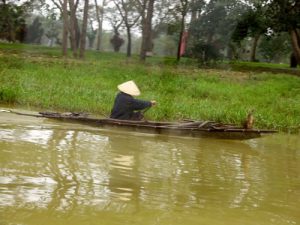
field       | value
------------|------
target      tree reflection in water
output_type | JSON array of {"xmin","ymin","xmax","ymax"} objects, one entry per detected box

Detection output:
[{"xmin": 1, "ymin": 117, "xmax": 299, "ymax": 225}]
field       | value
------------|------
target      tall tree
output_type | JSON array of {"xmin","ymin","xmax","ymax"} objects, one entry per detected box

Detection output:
[
  {"xmin": 86, "ymin": 19, "xmax": 96, "ymax": 48},
  {"xmin": 51, "ymin": 0, "xmax": 82, "ymax": 58},
  {"xmin": 176, "ymin": 0, "xmax": 189, "ymax": 61},
  {"xmin": 186, "ymin": 0, "xmax": 205, "ymax": 55},
  {"xmin": 0, "ymin": 0, "xmax": 28, "ymax": 42},
  {"xmin": 68, "ymin": 0, "xmax": 78, "ymax": 57},
  {"xmin": 231, "ymin": 5, "xmax": 268, "ymax": 61},
  {"xmin": 266, "ymin": 0, "xmax": 300, "ymax": 66},
  {"xmin": 146, "ymin": 0, "xmax": 173, "ymax": 39},
  {"xmin": 188, "ymin": 0, "xmax": 251, "ymax": 63},
  {"xmin": 94, "ymin": 0, "xmax": 106, "ymax": 51},
  {"xmin": 44, "ymin": 12, "xmax": 60, "ymax": 47},
  {"xmin": 135, "ymin": 0, "xmax": 156, "ymax": 61},
  {"xmin": 49, "ymin": 0, "xmax": 68, "ymax": 55},
  {"xmin": 113, "ymin": 0, "xmax": 140, "ymax": 57},
  {"xmin": 188, "ymin": 0, "xmax": 228, "ymax": 63},
  {"xmin": 106, "ymin": 6, "xmax": 124, "ymax": 52},
  {"xmin": 26, "ymin": 17, "xmax": 44, "ymax": 44},
  {"xmin": 106, "ymin": 4, "xmax": 123, "ymax": 35},
  {"xmin": 258, "ymin": 32, "xmax": 291, "ymax": 63},
  {"xmin": 62, "ymin": 0, "xmax": 68, "ymax": 56},
  {"xmin": 79, "ymin": 0, "xmax": 89, "ymax": 58}
]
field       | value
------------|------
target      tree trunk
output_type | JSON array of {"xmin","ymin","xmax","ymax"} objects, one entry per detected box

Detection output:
[
  {"xmin": 140, "ymin": 0, "xmax": 155, "ymax": 61},
  {"xmin": 140, "ymin": 17, "xmax": 146, "ymax": 60},
  {"xmin": 79, "ymin": 0, "xmax": 89, "ymax": 59},
  {"xmin": 62, "ymin": 0, "xmax": 68, "ymax": 57},
  {"xmin": 187, "ymin": 0, "xmax": 199, "ymax": 58},
  {"xmin": 250, "ymin": 34, "xmax": 260, "ymax": 62},
  {"xmin": 69, "ymin": 0, "xmax": 78, "ymax": 58},
  {"xmin": 139, "ymin": 0, "xmax": 147, "ymax": 60},
  {"xmin": 290, "ymin": 29, "xmax": 300, "ymax": 64},
  {"xmin": 126, "ymin": 26, "xmax": 132, "ymax": 57},
  {"xmin": 75, "ymin": 17, "xmax": 81, "ymax": 49},
  {"xmin": 176, "ymin": 0, "xmax": 189, "ymax": 61},
  {"xmin": 98, "ymin": 4, "xmax": 105, "ymax": 50},
  {"xmin": 94, "ymin": 0, "xmax": 103, "ymax": 51},
  {"xmin": 177, "ymin": 13, "xmax": 185, "ymax": 61}
]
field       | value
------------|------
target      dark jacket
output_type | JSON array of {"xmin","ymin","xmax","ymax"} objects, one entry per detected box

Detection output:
[{"xmin": 110, "ymin": 92, "xmax": 152, "ymax": 120}]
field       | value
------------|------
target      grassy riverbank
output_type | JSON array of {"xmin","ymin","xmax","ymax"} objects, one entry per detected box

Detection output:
[{"xmin": 0, "ymin": 43, "xmax": 300, "ymax": 132}]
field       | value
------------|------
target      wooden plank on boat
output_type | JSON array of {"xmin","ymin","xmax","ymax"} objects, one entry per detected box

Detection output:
[
  {"xmin": 160, "ymin": 121, "xmax": 214, "ymax": 129},
  {"xmin": 198, "ymin": 121, "xmax": 213, "ymax": 128}
]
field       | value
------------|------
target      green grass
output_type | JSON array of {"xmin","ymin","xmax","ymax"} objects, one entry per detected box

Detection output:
[
  {"xmin": 231, "ymin": 61, "xmax": 290, "ymax": 68},
  {"xmin": 229, "ymin": 61, "xmax": 300, "ymax": 76},
  {"xmin": 0, "ymin": 43, "xmax": 300, "ymax": 132}
]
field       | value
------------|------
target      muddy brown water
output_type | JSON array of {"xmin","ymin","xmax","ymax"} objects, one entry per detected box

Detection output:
[{"xmin": 0, "ymin": 108, "xmax": 299, "ymax": 225}]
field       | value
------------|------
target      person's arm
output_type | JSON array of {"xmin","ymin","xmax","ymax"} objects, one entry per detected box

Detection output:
[{"xmin": 130, "ymin": 98, "xmax": 152, "ymax": 110}]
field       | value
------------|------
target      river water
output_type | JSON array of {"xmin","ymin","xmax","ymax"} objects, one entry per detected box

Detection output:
[{"xmin": 0, "ymin": 109, "xmax": 299, "ymax": 225}]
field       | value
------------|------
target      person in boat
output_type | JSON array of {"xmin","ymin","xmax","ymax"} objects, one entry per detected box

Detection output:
[{"xmin": 110, "ymin": 80, "xmax": 156, "ymax": 120}]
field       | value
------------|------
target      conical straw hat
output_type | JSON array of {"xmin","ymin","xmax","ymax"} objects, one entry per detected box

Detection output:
[{"xmin": 117, "ymin": 80, "xmax": 141, "ymax": 96}]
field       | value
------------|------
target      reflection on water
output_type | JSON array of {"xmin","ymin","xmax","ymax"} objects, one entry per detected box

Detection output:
[{"xmin": 0, "ymin": 111, "xmax": 300, "ymax": 225}]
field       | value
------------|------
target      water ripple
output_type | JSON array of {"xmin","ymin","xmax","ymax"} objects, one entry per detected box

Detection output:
[{"xmin": 1, "ymin": 114, "xmax": 300, "ymax": 225}]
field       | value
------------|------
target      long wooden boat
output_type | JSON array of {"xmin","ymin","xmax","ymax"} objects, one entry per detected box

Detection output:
[{"xmin": 34, "ymin": 112, "xmax": 277, "ymax": 140}]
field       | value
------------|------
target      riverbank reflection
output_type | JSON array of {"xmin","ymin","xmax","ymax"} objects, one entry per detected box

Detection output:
[{"xmin": 1, "ymin": 112, "xmax": 299, "ymax": 225}]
